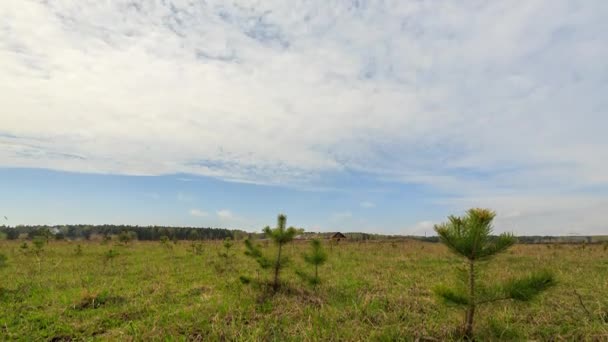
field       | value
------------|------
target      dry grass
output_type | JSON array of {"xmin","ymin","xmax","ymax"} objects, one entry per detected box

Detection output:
[{"xmin": 0, "ymin": 239, "xmax": 606, "ymax": 340}]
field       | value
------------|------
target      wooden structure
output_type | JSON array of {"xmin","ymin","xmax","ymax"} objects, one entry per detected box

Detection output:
[{"xmin": 330, "ymin": 232, "xmax": 346, "ymax": 242}]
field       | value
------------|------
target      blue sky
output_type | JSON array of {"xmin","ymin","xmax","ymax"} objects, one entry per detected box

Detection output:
[{"xmin": 1, "ymin": 1, "xmax": 607, "ymax": 235}]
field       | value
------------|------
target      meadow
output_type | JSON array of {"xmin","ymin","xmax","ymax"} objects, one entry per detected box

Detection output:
[{"xmin": 0, "ymin": 239, "xmax": 607, "ymax": 341}]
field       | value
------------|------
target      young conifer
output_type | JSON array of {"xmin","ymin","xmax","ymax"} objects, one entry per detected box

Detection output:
[
  {"xmin": 244, "ymin": 214, "xmax": 297, "ymax": 291},
  {"xmin": 434, "ymin": 208, "xmax": 555, "ymax": 339},
  {"xmin": 297, "ymin": 239, "xmax": 328, "ymax": 287}
]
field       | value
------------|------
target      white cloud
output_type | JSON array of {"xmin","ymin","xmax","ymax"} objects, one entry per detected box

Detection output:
[
  {"xmin": 0, "ymin": 1, "xmax": 607, "ymax": 233},
  {"xmin": 217, "ymin": 209, "xmax": 233, "ymax": 220},
  {"xmin": 439, "ymin": 195, "xmax": 608, "ymax": 236},
  {"xmin": 360, "ymin": 201, "xmax": 375, "ymax": 208},
  {"xmin": 189, "ymin": 209, "xmax": 208, "ymax": 217}
]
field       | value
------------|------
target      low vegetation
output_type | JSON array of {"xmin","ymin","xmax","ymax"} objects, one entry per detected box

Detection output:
[{"xmin": 0, "ymin": 210, "xmax": 606, "ymax": 340}]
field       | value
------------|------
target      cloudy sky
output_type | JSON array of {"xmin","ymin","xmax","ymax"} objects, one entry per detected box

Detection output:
[{"xmin": 1, "ymin": 1, "xmax": 607, "ymax": 235}]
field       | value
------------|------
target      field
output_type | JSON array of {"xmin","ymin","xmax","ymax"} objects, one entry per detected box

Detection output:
[{"xmin": 0, "ymin": 239, "xmax": 607, "ymax": 341}]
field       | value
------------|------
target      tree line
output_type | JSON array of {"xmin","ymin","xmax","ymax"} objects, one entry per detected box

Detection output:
[{"xmin": 0, "ymin": 224, "xmax": 248, "ymax": 241}]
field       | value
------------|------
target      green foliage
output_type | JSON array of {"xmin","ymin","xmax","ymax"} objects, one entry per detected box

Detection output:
[
  {"xmin": 32, "ymin": 236, "xmax": 46, "ymax": 254},
  {"xmin": 244, "ymin": 214, "xmax": 298, "ymax": 291},
  {"xmin": 303, "ymin": 239, "xmax": 328, "ymax": 267},
  {"xmin": 298, "ymin": 239, "xmax": 328, "ymax": 286},
  {"xmin": 434, "ymin": 285, "xmax": 469, "ymax": 306},
  {"xmin": 434, "ymin": 208, "xmax": 555, "ymax": 339},
  {"xmin": 263, "ymin": 214, "xmax": 298, "ymax": 246},
  {"xmin": 219, "ymin": 237, "xmax": 234, "ymax": 258},
  {"xmin": 434, "ymin": 208, "xmax": 516, "ymax": 260},
  {"xmin": 0, "ymin": 253, "xmax": 7, "ymax": 269},
  {"xmin": 244, "ymin": 239, "xmax": 271, "ymax": 269},
  {"xmin": 74, "ymin": 244, "xmax": 83, "ymax": 256},
  {"xmin": 104, "ymin": 248, "xmax": 119, "ymax": 263},
  {"xmin": 223, "ymin": 237, "xmax": 233, "ymax": 250},
  {"xmin": 502, "ymin": 271, "xmax": 556, "ymax": 302},
  {"xmin": 190, "ymin": 241, "xmax": 203, "ymax": 255},
  {"xmin": 239, "ymin": 275, "xmax": 251, "ymax": 284},
  {"xmin": 118, "ymin": 231, "xmax": 136, "ymax": 245},
  {"xmin": 0, "ymin": 240, "xmax": 601, "ymax": 340}
]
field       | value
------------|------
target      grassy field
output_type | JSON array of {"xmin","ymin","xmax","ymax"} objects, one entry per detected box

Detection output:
[{"xmin": 0, "ymin": 239, "xmax": 607, "ymax": 341}]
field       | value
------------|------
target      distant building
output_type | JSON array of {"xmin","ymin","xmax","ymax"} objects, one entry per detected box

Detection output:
[{"xmin": 330, "ymin": 232, "xmax": 346, "ymax": 242}]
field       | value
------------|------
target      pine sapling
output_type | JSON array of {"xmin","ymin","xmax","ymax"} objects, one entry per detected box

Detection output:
[
  {"xmin": 244, "ymin": 214, "xmax": 297, "ymax": 291},
  {"xmin": 244, "ymin": 237, "xmax": 272, "ymax": 285},
  {"xmin": 219, "ymin": 237, "xmax": 234, "ymax": 259},
  {"xmin": 0, "ymin": 253, "xmax": 6, "ymax": 269},
  {"xmin": 434, "ymin": 208, "xmax": 555, "ymax": 340},
  {"xmin": 0, "ymin": 253, "xmax": 6, "ymax": 291},
  {"xmin": 297, "ymin": 239, "xmax": 328, "ymax": 287},
  {"xmin": 160, "ymin": 235, "xmax": 172, "ymax": 250},
  {"xmin": 190, "ymin": 241, "xmax": 203, "ymax": 255}
]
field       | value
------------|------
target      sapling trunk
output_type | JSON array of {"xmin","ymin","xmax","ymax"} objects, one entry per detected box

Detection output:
[
  {"xmin": 465, "ymin": 259, "xmax": 475, "ymax": 339},
  {"xmin": 273, "ymin": 242, "xmax": 282, "ymax": 290}
]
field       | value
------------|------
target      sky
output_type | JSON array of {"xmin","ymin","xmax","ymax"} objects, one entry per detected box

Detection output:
[{"xmin": 1, "ymin": 1, "xmax": 607, "ymax": 235}]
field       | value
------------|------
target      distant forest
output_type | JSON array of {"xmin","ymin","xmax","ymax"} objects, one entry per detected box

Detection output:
[
  {"xmin": 0, "ymin": 225, "xmax": 604, "ymax": 243},
  {"xmin": 0, "ymin": 225, "xmax": 244, "ymax": 241},
  {"xmin": 0, "ymin": 225, "xmax": 428, "ymax": 242}
]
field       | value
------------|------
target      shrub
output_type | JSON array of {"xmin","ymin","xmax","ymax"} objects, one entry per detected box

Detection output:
[
  {"xmin": 118, "ymin": 231, "xmax": 136, "ymax": 245},
  {"xmin": 104, "ymin": 248, "xmax": 119, "ymax": 265},
  {"xmin": 434, "ymin": 208, "xmax": 555, "ymax": 339},
  {"xmin": 32, "ymin": 236, "xmax": 45, "ymax": 256},
  {"xmin": 160, "ymin": 235, "xmax": 172, "ymax": 250},
  {"xmin": 190, "ymin": 241, "xmax": 203, "ymax": 255},
  {"xmin": 219, "ymin": 237, "xmax": 233, "ymax": 259}
]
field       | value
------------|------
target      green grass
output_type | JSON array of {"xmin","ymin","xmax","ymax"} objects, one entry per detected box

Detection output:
[{"xmin": 0, "ymin": 240, "xmax": 607, "ymax": 340}]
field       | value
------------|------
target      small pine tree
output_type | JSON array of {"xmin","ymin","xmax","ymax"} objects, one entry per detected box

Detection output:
[
  {"xmin": 297, "ymin": 239, "xmax": 328, "ymax": 287},
  {"xmin": 118, "ymin": 231, "xmax": 136, "ymax": 245},
  {"xmin": 434, "ymin": 208, "xmax": 555, "ymax": 339},
  {"xmin": 190, "ymin": 241, "xmax": 203, "ymax": 255},
  {"xmin": 160, "ymin": 235, "xmax": 172, "ymax": 250},
  {"xmin": 265, "ymin": 214, "xmax": 297, "ymax": 291},
  {"xmin": 0, "ymin": 253, "xmax": 7, "ymax": 269},
  {"xmin": 244, "ymin": 214, "xmax": 297, "ymax": 291},
  {"xmin": 104, "ymin": 248, "xmax": 119, "ymax": 265},
  {"xmin": 74, "ymin": 244, "xmax": 83, "ymax": 256},
  {"xmin": 219, "ymin": 237, "xmax": 233, "ymax": 259},
  {"xmin": 32, "ymin": 236, "xmax": 45, "ymax": 256}
]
